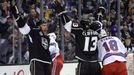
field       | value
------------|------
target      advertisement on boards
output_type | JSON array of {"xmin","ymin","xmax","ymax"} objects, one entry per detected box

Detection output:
[
  {"xmin": 0, "ymin": 65, "xmax": 30, "ymax": 75},
  {"xmin": 0, "ymin": 63, "xmax": 78, "ymax": 75}
]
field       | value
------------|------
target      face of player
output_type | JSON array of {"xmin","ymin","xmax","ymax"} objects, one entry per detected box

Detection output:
[{"xmin": 40, "ymin": 23, "xmax": 48, "ymax": 33}]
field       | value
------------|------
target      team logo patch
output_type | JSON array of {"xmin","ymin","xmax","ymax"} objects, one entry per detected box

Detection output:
[
  {"xmin": 41, "ymin": 37, "xmax": 49, "ymax": 50},
  {"xmin": 72, "ymin": 23, "xmax": 78, "ymax": 27}
]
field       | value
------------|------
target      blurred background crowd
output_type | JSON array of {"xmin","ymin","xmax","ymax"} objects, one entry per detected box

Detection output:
[{"xmin": 0, "ymin": 0, "xmax": 134, "ymax": 65}]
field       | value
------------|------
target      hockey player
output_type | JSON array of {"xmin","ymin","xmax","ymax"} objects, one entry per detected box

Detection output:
[
  {"xmin": 64, "ymin": 20, "xmax": 102, "ymax": 75},
  {"xmin": 11, "ymin": 4, "xmax": 52, "ymax": 75},
  {"xmin": 97, "ymin": 29, "xmax": 128, "ymax": 75},
  {"xmin": 49, "ymin": 1, "xmax": 102, "ymax": 75},
  {"xmin": 48, "ymin": 33, "xmax": 63, "ymax": 75}
]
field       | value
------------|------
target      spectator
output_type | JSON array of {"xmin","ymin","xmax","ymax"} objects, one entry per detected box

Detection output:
[
  {"xmin": 0, "ymin": 33, "xmax": 19, "ymax": 65},
  {"xmin": 0, "ymin": 38, "xmax": 12, "ymax": 65},
  {"xmin": 0, "ymin": 0, "xmax": 10, "ymax": 23},
  {"xmin": 0, "ymin": 16, "xmax": 15, "ymax": 39},
  {"xmin": 26, "ymin": 7, "xmax": 39, "ymax": 28},
  {"xmin": 121, "ymin": 24, "xmax": 133, "ymax": 51},
  {"xmin": 64, "ymin": 31, "xmax": 76, "ymax": 61},
  {"xmin": 128, "ymin": 0, "xmax": 134, "ymax": 16},
  {"xmin": 8, "ymin": 33, "xmax": 20, "ymax": 64},
  {"xmin": 108, "ymin": 19, "xmax": 118, "ymax": 36},
  {"xmin": 128, "ymin": 15, "xmax": 134, "ymax": 45}
]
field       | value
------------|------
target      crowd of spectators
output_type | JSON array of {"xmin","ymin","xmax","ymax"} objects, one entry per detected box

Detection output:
[{"xmin": 0, "ymin": 0, "xmax": 134, "ymax": 65}]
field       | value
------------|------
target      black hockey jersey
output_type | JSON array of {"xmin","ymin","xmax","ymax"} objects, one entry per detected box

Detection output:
[
  {"xmin": 65, "ymin": 21, "xmax": 99, "ymax": 62},
  {"xmin": 28, "ymin": 29, "xmax": 52, "ymax": 63}
]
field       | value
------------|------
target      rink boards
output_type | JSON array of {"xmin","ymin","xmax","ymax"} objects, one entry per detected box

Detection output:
[
  {"xmin": 0, "ymin": 63, "xmax": 78, "ymax": 75},
  {"xmin": 0, "ymin": 53, "xmax": 133, "ymax": 75},
  {"xmin": 0, "ymin": 65, "xmax": 30, "ymax": 75}
]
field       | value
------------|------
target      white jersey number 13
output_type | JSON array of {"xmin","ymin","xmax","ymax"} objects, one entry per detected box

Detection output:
[{"xmin": 84, "ymin": 37, "xmax": 97, "ymax": 51}]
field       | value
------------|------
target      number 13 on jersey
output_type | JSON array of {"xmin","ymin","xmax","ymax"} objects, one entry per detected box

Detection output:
[{"xmin": 84, "ymin": 37, "xmax": 98, "ymax": 52}]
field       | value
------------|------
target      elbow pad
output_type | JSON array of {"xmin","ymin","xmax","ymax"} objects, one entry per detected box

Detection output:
[{"xmin": 16, "ymin": 16, "xmax": 26, "ymax": 28}]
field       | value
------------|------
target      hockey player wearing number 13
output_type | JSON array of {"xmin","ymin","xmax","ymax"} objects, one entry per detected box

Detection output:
[
  {"xmin": 97, "ymin": 29, "xmax": 128, "ymax": 75},
  {"xmin": 64, "ymin": 20, "xmax": 102, "ymax": 75}
]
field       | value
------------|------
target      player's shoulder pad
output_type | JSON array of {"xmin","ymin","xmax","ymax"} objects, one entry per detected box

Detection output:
[{"xmin": 112, "ymin": 36, "xmax": 119, "ymax": 40}]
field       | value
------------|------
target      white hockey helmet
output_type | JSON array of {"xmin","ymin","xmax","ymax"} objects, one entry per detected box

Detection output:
[
  {"xmin": 99, "ymin": 29, "xmax": 107, "ymax": 38},
  {"xmin": 48, "ymin": 33, "xmax": 57, "ymax": 40}
]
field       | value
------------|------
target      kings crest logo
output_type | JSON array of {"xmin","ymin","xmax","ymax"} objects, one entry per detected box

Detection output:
[
  {"xmin": 72, "ymin": 22, "xmax": 78, "ymax": 27},
  {"xmin": 41, "ymin": 37, "xmax": 49, "ymax": 50}
]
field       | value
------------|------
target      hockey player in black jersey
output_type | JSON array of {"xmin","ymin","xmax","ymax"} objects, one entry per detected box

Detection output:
[
  {"xmin": 65, "ymin": 20, "xmax": 102, "ymax": 75},
  {"xmin": 28, "ymin": 21, "xmax": 52, "ymax": 75},
  {"xmin": 49, "ymin": 1, "xmax": 102, "ymax": 75},
  {"xmin": 11, "ymin": 4, "xmax": 52, "ymax": 75}
]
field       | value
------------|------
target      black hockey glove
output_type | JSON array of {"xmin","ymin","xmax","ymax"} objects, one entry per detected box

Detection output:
[
  {"xmin": 51, "ymin": 0, "xmax": 64, "ymax": 14},
  {"xmin": 10, "ymin": 5, "xmax": 19, "ymax": 19},
  {"xmin": 16, "ymin": 16, "xmax": 27, "ymax": 28}
]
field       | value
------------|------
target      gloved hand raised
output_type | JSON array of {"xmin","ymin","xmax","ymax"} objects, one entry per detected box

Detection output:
[
  {"xmin": 10, "ymin": 3, "xmax": 19, "ymax": 19},
  {"xmin": 50, "ymin": 0, "xmax": 64, "ymax": 14}
]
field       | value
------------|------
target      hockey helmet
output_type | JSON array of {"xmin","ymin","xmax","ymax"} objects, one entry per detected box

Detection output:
[
  {"xmin": 90, "ymin": 21, "xmax": 103, "ymax": 33},
  {"xmin": 99, "ymin": 29, "xmax": 107, "ymax": 38}
]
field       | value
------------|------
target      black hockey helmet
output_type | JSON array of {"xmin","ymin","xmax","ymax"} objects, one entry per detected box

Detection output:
[
  {"xmin": 90, "ymin": 21, "xmax": 102, "ymax": 33},
  {"xmin": 36, "ymin": 20, "xmax": 47, "ymax": 26}
]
